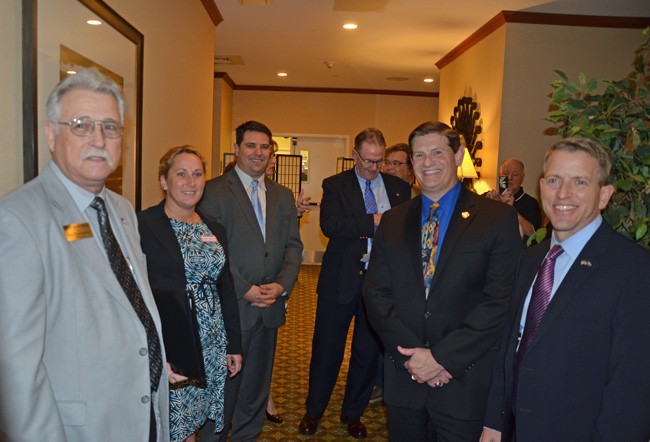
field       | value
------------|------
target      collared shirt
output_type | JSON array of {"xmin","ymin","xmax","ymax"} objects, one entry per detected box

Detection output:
[
  {"xmin": 517, "ymin": 215, "xmax": 602, "ymax": 345},
  {"xmin": 355, "ymin": 170, "xmax": 390, "ymax": 268},
  {"xmin": 354, "ymin": 170, "xmax": 390, "ymax": 215},
  {"xmin": 234, "ymin": 165, "xmax": 267, "ymax": 226},
  {"xmin": 50, "ymin": 161, "xmax": 130, "ymax": 261},
  {"xmin": 420, "ymin": 180, "xmax": 462, "ymax": 266}
]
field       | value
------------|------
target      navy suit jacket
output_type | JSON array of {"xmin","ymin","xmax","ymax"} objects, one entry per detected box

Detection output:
[
  {"xmin": 137, "ymin": 200, "xmax": 242, "ymax": 355},
  {"xmin": 363, "ymin": 186, "xmax": 522, "ymax": 419},
  {"xmin": 484, "ymin": 221, "xmax": 650, "ymax": 441},
  {"xmin": 317, "ymin": 169, "xmax": 411, "ymax": 304}
]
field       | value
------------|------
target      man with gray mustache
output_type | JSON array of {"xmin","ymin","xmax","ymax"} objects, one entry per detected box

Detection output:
[{"xmin": 0, "ymin": 68, "xmax": 169, "ymax": 441}]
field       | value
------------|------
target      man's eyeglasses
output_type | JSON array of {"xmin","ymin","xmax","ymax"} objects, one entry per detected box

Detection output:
[
  {"xmin": 58, "ymin": 117, "xmax": 124, "ymax": 139},
  {"xmin": 384, "ymin": 160, "xmax": 406, "ymax": 167},
  {"xmin": 354, "ymin": 149, "xmax": 384, "ymax": 166}
]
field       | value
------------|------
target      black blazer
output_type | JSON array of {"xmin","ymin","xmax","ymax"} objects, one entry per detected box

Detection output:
[
  {"xmin": 484, "ymin": 222, "xmax": 650, "ymax": 441},
  {"xmin": 317, "ymin": 169, "xmax": 411, "ymax": 304},
  {"xmin": 363, "ymin": 186, "xmax": 523, "ymax": 419},
  {"xmin": 137, "ymin": 200, "xmax": 242, "ymax": 355}
]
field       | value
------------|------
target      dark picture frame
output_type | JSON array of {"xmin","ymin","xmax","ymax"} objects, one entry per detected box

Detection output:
[{"xmin": 22, "ymin": 0, "xmax": 144, "ymax": 209}]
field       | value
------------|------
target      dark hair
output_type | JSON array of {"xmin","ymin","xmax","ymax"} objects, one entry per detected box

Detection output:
[
  {"xmin": 159, "ymin": 145, "xmax": 206, "ymax": 178},
  {"xmin": 235, "ymin": 120, "xmax": 272, "ymax": 145},
  {"xmin": 386, "ymin": 143, "xmax": 412, "ymax": 168},
  {"xmin": 354, "ymin": 127, "xmax": 386, "ymax": 151},
  {"xmin": 408, "ymin": 121, "xmax": 461, "ymax": 154},
  {"xmin": 544, "ymin": 137, "xmax": 611, "ymax": 186}
]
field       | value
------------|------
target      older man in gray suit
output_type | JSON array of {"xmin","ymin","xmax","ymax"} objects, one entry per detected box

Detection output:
[
  {"xmin": 199, "ymin": 120, "xmax": 303, "ymax": 441},
  {"xmin": 0, "ymin": 69, "xmax": 169, "ymax": 441}
]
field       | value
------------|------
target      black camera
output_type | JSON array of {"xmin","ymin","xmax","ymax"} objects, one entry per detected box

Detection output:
[{"xmin": 498, "ymin": 176, "xmax": 509, "ymax": 195}]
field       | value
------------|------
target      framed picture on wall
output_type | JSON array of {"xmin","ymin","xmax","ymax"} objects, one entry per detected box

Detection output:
[{"xmin": 23, "ymin": 0, "xmax": 144, "ymax": 209}]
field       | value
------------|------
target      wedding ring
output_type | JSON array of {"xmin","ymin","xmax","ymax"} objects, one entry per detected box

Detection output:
[
  {"xmin": 435, "ymin": 381, "xmax": 443, "ymax": 387},
  {"xmin": 411, "ymin": 375, "xmax": 417, "ymax": 381}
]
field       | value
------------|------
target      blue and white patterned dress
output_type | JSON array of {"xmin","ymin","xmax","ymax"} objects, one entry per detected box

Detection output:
[{"xmin": 168, "ymin": 219, "xmax": 229, "ymax": 441}]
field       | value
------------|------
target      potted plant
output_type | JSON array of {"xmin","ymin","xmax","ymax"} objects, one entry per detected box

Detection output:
[{"xmin": 540, "ymin": 28, "xmax": 650, "ymax": 247}]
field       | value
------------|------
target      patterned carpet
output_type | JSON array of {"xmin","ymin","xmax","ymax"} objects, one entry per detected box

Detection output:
[{"xmin": 258, "ymin": 264, "xmax": 389, "ymax": 441}]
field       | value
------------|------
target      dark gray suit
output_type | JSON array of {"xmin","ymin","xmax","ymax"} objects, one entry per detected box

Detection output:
[{"xmin": 199, "ymin": 168, "xmax": 302, "ymax": 441}]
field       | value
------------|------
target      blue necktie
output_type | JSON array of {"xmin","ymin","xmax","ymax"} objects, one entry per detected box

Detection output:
[
  {"xmin": 251, "ymin": 179, "xmax": 265, "ymax": 240},
  {"xmin": 364, "ymin": 180, "xmax": 377, "ymax": 214}
]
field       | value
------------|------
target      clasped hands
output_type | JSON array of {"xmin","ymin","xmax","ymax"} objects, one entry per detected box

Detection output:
[
  {"xmin": 243, "ymin": 283, "xmax": 285, "ymax": 308},
  {"xmin": 398, "ymin": 345, "xmax": 452, "ymax": 388}
]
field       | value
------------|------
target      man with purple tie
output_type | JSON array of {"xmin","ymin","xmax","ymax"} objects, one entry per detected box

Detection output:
[{"xmin": 481, "ymin": 138, "xmax": 650, "ymax": 442}]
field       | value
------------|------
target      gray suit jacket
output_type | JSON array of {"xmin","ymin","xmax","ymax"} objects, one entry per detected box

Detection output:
[
  {"xmin": 0, "ymin": 163, "xmax": 169, "ymax": 442},
  {"xmin": 199, "ymin": 169, "xmax": 303, "ymax": 330}
]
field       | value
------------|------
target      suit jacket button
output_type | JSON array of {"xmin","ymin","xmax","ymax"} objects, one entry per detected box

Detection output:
[
  {"xmin": 265, "ymin": 252, "xmax": 269, "ymax": 257},
  {"xmin": 424, "ymin": 311, "xmax": 431, "ymax": 319},
  {"xmin": 141, "ymin": 395, "xmax": 150, "ymax": 404},
  {"xmin": 358, "ymin": 270, "xmax": 364, "ymax": 275},
  {"xmin": 139, "ymin": 347, "xmax": 147, "ymax": 356},
  {"xmin": 424, "ymin": 341, "xmax": 431, "ymax": 348}
]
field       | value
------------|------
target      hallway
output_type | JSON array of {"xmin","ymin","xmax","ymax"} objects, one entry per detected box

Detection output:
[{"xmin": 259, "ymin": 265, "xmax": 389, "ymax": 441}]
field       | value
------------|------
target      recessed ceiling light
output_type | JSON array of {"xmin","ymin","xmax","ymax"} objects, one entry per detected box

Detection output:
[
  {"xmin": 342, "ymin": 23, "xmax": 358, "ymax": 30},
  {"xmin": 67, "ymin": 70, "xmax": 77, "ymax": 75},
  {"xmin": 277, "ymin": 72, "xmax": 288, "ymax": 77},
  {"xmin": 86, "ymin": 19, "xmax": 101, "ymax": 25},
  {"xmin": 424, "ymin": 78, "xmax": 434, "ymax": 83}
]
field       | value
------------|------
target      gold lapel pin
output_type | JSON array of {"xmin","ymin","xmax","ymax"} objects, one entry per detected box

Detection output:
[
  {"xmin": 461, "ymin": 211, "xmax": 470, "ymax": 219},
  {"xmin": 580, "ymin": 260, "xmax": 592, "ymax": 267}
]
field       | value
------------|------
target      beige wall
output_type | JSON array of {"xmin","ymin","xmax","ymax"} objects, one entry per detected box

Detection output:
[
  {"xmin": 439, "ymin": 26, "xmax": 507, "ymax": 195},
  {"xmin": 500, "ymin": 24, "xmax": 644, "ymax": 199},
  {"xmin": 0, "ymin": 0, "xmax": 23, "ymax": 196},
  {"xmin": 212, "ymin": 77, "xmax": 234, "ymax": 176},
  {"xmin": 227, "ymin": 89, "xmax": 437, "ymax": 152},
  {"xmin": 439, "ymin": 22, "xmax": 645, "ymax": 200},
  {"xmin": 0, "ymin": 1, "xmax": 216, "ymax": 209},
  {"xmin": 107, "ymin": 0, "xmax": 215, "ymax": 208}
]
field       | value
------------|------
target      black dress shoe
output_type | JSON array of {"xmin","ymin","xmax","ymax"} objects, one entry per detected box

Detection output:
[
  {"xmin": 340, "ymin": 415, "xmax": 367, "ymax": 439},
  {"xmin": 298, "ymin": 414, "xmax": 319, "ymax": 435},
  {"xmin": 265, "ymin": 411, "xmax": 283, "ymax": 424}
]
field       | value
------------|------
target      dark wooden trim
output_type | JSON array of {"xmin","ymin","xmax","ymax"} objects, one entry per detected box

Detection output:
[
  {"xmin": 200, "ymin": 0, "xmax": 223, "ymax": 27},
  {"xmin": 22, "ymin": 0, "xmax": 38, "ymax": 183},
  {"xmin": 212, "ymin": 74, "xmax": 438, "ymax": 97},
  {"xmin": 436, "ymin": 11, "xmax": 650, "ymax": 69},
  {"xmin": 215, "ymin": 71, "xmax": 235, "ymax": 89}
]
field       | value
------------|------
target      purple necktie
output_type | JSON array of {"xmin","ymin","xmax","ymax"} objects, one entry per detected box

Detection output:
[{"xmin": 517, "ymin": 244, "xmax": 564, "ymax": 363}]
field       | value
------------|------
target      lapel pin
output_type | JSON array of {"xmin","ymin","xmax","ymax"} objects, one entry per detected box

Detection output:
[
  {"xmin": 580, "ymin": 260, "xmax": 592, "ymax": 267},
  {"xmin": 461, "ymin": 211, "xmax": 470, "ymax": 219}
]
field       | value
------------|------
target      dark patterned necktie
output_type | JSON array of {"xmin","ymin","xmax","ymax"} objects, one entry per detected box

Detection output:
[
  {"xmin": 517, "ymin": 244, "xmax": 564, "ymax": 363},
  {"xmin": 90, "ymin": 197, "xmax": 162, "ymax": 392},
  {"xmin": 421, "ymin": 202, "xmax": 440, "ymax": 296}
]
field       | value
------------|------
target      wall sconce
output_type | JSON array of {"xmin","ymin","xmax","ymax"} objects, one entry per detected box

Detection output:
[{"xmin": 457, "ymin": 149, "xmax": 478, "ymax": 180}]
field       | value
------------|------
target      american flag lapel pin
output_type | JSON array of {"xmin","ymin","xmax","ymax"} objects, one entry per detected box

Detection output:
[
  {"xmin": 461, "ymin": 211, "xmax": 470, "ymax": 219},
  {"xmin": 580, "ymin": 260, "xmax": 592, "ymax": 267}
]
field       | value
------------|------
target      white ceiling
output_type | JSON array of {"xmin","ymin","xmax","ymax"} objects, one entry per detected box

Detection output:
[{"xmin": 214, "ymin": 0, "xmax": 650, "ymax": 93}]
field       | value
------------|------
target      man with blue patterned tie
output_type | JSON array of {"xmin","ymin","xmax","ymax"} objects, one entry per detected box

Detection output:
[
  {"xmin": 363, "ymin": 121, "xmax": 522, "ymax": 441},
  {"xmin": 482, "ymin": 138, "xmax": 650, "ymax": 442},
  {"xmin": 299, "ymin": 128, "xmax": 411, "ymax": 439}
]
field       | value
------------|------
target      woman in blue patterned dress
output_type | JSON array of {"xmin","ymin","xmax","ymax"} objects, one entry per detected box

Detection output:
[{"xmin": 138, "ymin": 146, "xmax": 242, "ymax": 441}]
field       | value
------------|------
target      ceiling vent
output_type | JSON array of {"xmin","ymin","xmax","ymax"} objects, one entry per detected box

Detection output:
[
  {"xmin": 238, "ymin": 0, "xmax": 271, "ymax": 5},
  {"xmin": 214, "ymin": 55, "xmax": 244, "ymax": 65},
  {"xmin": 333, "ymin": 0, "xmax": 388, "ymax": 12}
]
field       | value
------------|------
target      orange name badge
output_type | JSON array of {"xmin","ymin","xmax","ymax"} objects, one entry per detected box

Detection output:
[
  {"xmin": 63, "ymin": 223, "xmax": 93, "ymax": 242},
  {"xmin": 201, "ymin": 235, "xmax": 218, "ymax": 243}
]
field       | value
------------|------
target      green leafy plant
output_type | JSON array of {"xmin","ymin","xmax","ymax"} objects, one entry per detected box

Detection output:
[{"xmin": 546, "ymin": 28, "xmax": 650, "ymax": 246}]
